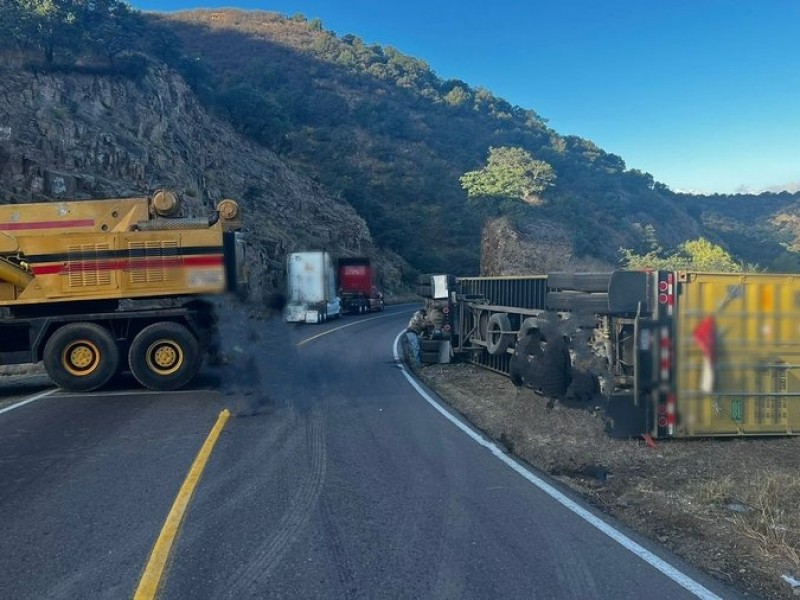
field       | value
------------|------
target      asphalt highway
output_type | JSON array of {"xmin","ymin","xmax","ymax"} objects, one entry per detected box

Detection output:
[{"xmin": 0, "ymin": 305, "xmax": 741, "ymax": 599}]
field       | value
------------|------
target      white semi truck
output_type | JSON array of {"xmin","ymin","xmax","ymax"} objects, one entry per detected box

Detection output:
[{"xmin": 284, "ymin": 251, "xmax": 341, "ymax": 324}]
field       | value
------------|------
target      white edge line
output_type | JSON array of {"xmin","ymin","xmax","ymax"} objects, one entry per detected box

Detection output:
[
  {"xmin": 392, "ymin": 331, "xmax": 722, "ymax": 600},
  {"xmin": 0, "ymin": 388, "xmax": 58, "ymax": 416}
]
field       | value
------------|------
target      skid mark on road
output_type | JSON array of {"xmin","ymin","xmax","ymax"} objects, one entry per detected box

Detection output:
[
  {"xmin": 319, "ymin": 495, "xmax": 357, "ymax": 600},
  {"xmin": 228, "ymin": 411, "xmax": 328, "ymax": 595}
]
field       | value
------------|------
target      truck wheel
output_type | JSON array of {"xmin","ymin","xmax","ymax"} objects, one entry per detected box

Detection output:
[
  {"xmin": 44, "ymin": 323, "xmax": 120, "ymax": 392},
  {"xmin": 518, "ymin": 317, "xmax": 539, "ymax": 341},
  {"xmin": 129, "ymin": 322, "xmax": 201, "ymax": 391},
  {"xmin": 486, "ymin": 313, "xmax": 513, "ymax": 355}
]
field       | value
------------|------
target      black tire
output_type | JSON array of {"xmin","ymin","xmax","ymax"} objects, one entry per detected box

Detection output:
[
  {"xmin": 518, "ymin": 317, "xmax": 540, "ymax": 341},
  {"xmin": 420, "ymin": 339, "xmax": 441, "ymax": 352},
  {"xmin": 486, "ymin": 313, "xmax": 513, "ymax": 355},
  {"xmin": 509, "ymin": 329, "xmax": 544, "ymax": 388},
  {"xmin": 546, "ymin": 291, "xmax": 609, "ymax": 314},
  {"xmin": 537, "ymin": 338, "xmax": 572, "ymax": 397},
  {"xmin": 420, "ymin": 350, "xmax": 440, "ymax": 364},
  {"xmin": 43, "ymin": 322, "xmax": 120, "ymax": 392},
  {"xmin": 516, "ymin": 335, "xmax": 571, "ymax": 397},
  {"xmin": 128, "ymin": 322, "xmax": 201, "ymax": 391},
  {"xmin": 548, "ymin": 272, "xmax": 612, "ymax": 293},
  {"xmin": 478, "ymin": 311, "xmax": 489, "ymax": 340}
]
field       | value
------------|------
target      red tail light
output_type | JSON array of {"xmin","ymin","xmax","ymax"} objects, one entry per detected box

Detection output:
[{"xmin": 657, "ymin": 274, "xmax": 675, "ymax": 315}]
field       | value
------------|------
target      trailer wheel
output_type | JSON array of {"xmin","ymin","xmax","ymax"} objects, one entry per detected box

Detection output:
[
  {"xmin": 129, "ymin": 322, "xmax": 201, "ymax": 391},
  {"xmin": 486, "ymin": 313, "xmax": 513, "ymax": 355},
  {"xmin": 520, "ymin": 336, "xmax": 571, "ymax": 398},
  {"xmin": 44, "ymin": 323, "xmax": 120, "ymax": 392},
  {"xmin": 537, "ymin": 337, "xmax": 572, "ymax": 397},
  {"xmin": 509, "ymin": 329, "xmax": 544, "ymax": 388},
  {"xmin": 518, "ymin": 317, "xmax": 540, "ymax": 341}
]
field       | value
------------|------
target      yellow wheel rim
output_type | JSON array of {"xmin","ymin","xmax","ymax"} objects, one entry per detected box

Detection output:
[
  {"xmin": 145, "ymin": 339, "xmax": 184, "ymax": 375},
  {"xmin": 62, "ymin": 340, "xmax": 101, "ymax": 377}
]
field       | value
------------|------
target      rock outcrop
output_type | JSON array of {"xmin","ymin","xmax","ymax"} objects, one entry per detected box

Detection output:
[{"xmin": 0, "ymin": 62, "xmax": 407, "ymax": 300}]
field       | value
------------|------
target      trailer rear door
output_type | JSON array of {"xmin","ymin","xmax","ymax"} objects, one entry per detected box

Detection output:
[{"xmin": 674, "ymin": 272, "xmax": 800, "ymax": 436}]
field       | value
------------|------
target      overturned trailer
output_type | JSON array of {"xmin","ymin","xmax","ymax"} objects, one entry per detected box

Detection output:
[{"xmin": 417, "ymin": 271, "xmax": 800, "ymax": 439}]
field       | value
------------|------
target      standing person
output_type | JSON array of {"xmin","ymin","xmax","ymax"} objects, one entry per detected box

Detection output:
[{"xmin": 405, "ymin": 308, "xmax": 427, "ymax": 364}]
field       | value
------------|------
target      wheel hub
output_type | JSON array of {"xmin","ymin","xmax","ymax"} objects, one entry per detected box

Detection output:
[
  {"xmin": 146, "ymin": 340, "xmax": 184, "ymax": 375},
  {"xmin": 62, "ymin": 341, "xmax": 100, "ymax": 376}
]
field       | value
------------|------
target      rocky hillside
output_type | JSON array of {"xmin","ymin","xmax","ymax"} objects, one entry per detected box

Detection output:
[
  {"xmin": 2, "ymin": 5, "xmax": 800, "ymax": 280},
  {"xmin": 0, "ymin": 60, "xmax": 407, "ymax": 300}
]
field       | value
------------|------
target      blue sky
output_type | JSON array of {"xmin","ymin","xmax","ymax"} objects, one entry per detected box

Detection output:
[{"xmin": 131, "ymin": 1, "xmax": 800, "ymax": 194}]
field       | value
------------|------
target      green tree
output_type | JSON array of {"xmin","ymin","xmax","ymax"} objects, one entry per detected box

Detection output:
[
  {"xmin": 11, "ymin": 0, "xmax": 81, "ymax": 63},
  {"xmin": 80, "ymin": 1, "xmax": 144, "ymax": 64},
  {"xmin": 620, "ymin": 235, "xmax": 743, "ymax": 272},
  {"xmin": 460, "ymin": 146, "xmax": 556, "ymax": 205}
]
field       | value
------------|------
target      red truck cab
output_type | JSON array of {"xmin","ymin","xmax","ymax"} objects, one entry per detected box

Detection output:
[{"xmin": 338, "ymin": 257, "xmax": 384, "ymax": 314}]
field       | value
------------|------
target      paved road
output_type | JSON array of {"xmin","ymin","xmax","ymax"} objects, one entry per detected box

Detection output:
[{"xmin": 0, "ymin": 305, "xmax": 740, "ymax": 599}]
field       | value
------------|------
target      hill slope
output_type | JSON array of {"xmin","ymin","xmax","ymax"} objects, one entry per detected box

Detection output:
[
  {"xmin": 157, "ymin": 9, "xmax": 800, "ymax": 273},
  {"xmin": 1, "ymin": 5, "xmax": 799, "ymax": 278},
  {"xmin": 0, "ymin": 61, "xmax": 406, "ymax": 298}
]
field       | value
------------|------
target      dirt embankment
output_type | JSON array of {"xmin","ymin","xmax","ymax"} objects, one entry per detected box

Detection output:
[{"xmin": 413, "ymin": 361, "xmax": 800, "ymax": 599}]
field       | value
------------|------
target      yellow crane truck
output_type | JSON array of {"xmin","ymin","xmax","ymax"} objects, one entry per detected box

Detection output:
[{"xmin": 0, "ymin": 190, "xmax": 245, "ymax": 392}]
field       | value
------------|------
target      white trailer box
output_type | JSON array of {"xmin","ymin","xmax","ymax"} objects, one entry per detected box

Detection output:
[{"xmin": 285, "ymin": 251, "xmax": 341, "ymax": 323}]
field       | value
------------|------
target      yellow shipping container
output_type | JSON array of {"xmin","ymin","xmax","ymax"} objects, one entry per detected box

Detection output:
[{"xmin": 674, "ymin": 272, "xmax": 800, "ymax": 436}]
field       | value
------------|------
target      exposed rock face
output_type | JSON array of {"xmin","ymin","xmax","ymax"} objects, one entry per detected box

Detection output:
[
  {"xmin": 0, "ymin": 63, "xmax": 407, "ymax": 300},
  {"xmin": 481, "ymin": 216, "xmax": 609, "ymax": 275}
]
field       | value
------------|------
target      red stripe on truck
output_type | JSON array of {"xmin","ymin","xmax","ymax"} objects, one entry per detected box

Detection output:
[
  {"xmin": 31, "ymin": 255, "xmax": 223, "ymax": 275},
  {"xmin": 0, "ymin": 219, "xmax": 95, "ymax": 231}
]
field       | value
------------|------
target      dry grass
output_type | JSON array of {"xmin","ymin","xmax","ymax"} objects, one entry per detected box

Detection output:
[
  {"xmin": 733, "ymin": 473, "xmax": 800, "ymax": 570},
  {"xmin": 695, "ymin": 475, "xmax": 735, "ymax": 505}
]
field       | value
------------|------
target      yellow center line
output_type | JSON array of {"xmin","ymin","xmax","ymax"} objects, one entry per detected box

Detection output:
[{"xmin": 134, "ymin": 409, "xmax": 231, "ymax": 600}]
